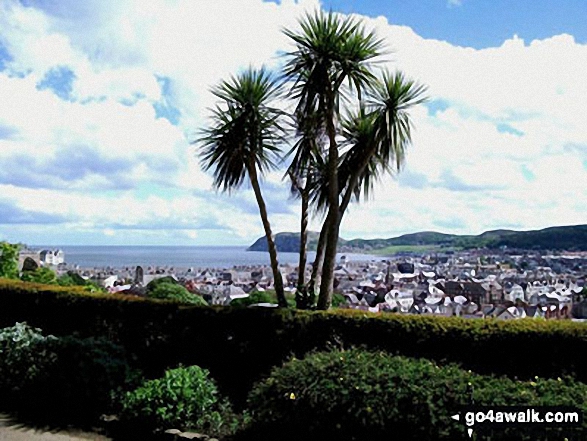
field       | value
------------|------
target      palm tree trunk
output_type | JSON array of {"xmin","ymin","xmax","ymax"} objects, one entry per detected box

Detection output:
[
  {"xmin": 306, "ymin": 219, "xmax": 326, "ymax": 307},
  {"xmin": 295, "ymin": 185, "xmax": 310, "ymax": 308},
  {"xmin": 247, "ymin": 162, "xmax": 287, "ymax": 307},
  {"xmin": 317, "ymin": 102, "xmax": 340, "ymax": 310}
]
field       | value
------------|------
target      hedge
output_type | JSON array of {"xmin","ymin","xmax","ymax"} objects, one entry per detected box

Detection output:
[
  {"xmin": 245, "ymin": 348, "xmax": 587, "ymax": 441},
  {"xmin": 1, "ymin": 278, "xmax": 586, "ymax": 406}
]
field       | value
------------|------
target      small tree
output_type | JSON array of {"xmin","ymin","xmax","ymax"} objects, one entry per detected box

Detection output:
[{"xmin": 0, "ymin": 242, "xmax": 20, "ymax": 279}]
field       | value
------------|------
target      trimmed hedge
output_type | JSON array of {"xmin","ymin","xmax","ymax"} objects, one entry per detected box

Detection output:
[
  {"xmin": 244, "ymin": 348, "xmax": 587, "ymax": 440},
  {"xmin": 1, "ymin": 278, "xmax": 586, "ymax": 407}
]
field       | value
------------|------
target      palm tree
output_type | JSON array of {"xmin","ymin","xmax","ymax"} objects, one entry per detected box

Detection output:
[
  {"xmin": 283, "ymin": 10, "xmax": 384, "ymax": 310},
  {"xmin": 298, "ymin": 72, "xmax": 427, "ymax": 308},
  {"xmin": 196, "ymin": 67, "xmax": 288, "ymax": 307}
]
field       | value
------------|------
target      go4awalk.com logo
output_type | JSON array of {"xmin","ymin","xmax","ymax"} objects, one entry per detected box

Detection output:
[{"xmin": 451, "ymin": 406, "xmax": 583, "ymax": 438}]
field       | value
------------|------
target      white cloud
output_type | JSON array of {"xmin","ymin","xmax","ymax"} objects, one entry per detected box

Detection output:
[{"xmin": 0, "ymin": 0, "xmax": 586, "ymax": 245}]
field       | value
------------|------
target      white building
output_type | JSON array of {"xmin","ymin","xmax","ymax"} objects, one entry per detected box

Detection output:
[{"xmin": 39, "ymin": 249, "xmax": 65, "ymax": 266}]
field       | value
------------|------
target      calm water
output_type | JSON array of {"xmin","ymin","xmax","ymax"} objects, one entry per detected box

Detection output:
[{"xmin": 34, "ymin": 246, "xmax": 384, "ymax": 269}]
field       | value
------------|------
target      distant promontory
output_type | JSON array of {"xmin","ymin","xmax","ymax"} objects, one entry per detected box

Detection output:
[{"xmin": 247, "ymin": 224, "xmax": 587, "ymax": 253}]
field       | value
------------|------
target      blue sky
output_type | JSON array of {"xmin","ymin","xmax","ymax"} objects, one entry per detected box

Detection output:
[
  {"xmin": 324, "ymin": 0, "xmax": 587, "ymax": 48},
  {"xmin": 0, "ymin": 0, "xmax": 586, "ymax": 246}
]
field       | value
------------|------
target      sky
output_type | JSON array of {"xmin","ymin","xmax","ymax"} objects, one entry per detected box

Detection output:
[{"xmin": 0, "ymin": 0, "xmax": 586, "ymax": 246}]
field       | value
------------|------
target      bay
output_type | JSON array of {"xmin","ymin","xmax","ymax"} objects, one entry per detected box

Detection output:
[{"xmin": 33, "ymin": 245, "xmax": 385, "ymax": 269}]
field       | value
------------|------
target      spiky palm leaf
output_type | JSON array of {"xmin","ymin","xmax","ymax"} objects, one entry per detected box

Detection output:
[
  {"xmin": 337, "ymin": 72, "xmax": 428, "ymax": 208},
  {"xmin": 283, "ymin": 10, "xmax": 384, "ymax": 125},
  {"xmin": 196, "ymin": 67, "xmax": 286, "ymax": 192},
  {"xmin": 367, "ymin": 71, "xmax": 428, "ymax": 170}
]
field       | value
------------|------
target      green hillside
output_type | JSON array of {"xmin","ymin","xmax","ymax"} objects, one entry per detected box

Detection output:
[{"xmin": 247, "ymin": 224, "xmax": 587, "ymax": 253}]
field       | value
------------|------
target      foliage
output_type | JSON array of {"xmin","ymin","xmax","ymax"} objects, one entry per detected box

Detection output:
[
  {"xmin": 21, "ymin": 266, "xmax": 57, "ymax": 284},
  {"xmin": 0, "ymin": 321, "xmax": 136, "ymax": 424},
  {"xmin": 0, "ymin": 322, "xmax": 57, "ymax": 396},
  {"xmin": 331, "ymin": 292, "xmax": 346, "ymax": 307},
  {"xmin": 119, "ymin": 365, "xmax": 243, "ymax": 437},
  {"xmin": 230, "ymin": 290, "xmax": 275, "ymax": 307},
  {"xmin": 30, "ymin": 335, "xmax": 138, "ymax": 423},
  {"xmin": 245, "ymin": 349, "xmax": 587, "ymax": 441},
  {"xmin": 57, "ymin": 271, "xmax": 88, "ymax": 287},
  {"xmin": 146, "ymin": 275, "xmax": 179, "ymax": 290},
  {"xmin": 196, "ymin": 67, "xmax": 285, "ymax": 192},
  {"xmin": 0, "ymin": 242, "xmax": 20, "ymax": 279},
  {"xmin": 147, "ymin": 281, "xmax": 208, "ymax": 306}
]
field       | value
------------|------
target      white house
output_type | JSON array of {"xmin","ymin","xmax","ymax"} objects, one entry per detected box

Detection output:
[{"xmin": 39, "ymin": 249, "xmax": 65, "ymax": 266}]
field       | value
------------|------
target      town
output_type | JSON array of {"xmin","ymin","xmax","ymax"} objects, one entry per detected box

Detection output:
[{"xmin": 19, "ymin": 246, "xmax": 587, "ymax": 321}]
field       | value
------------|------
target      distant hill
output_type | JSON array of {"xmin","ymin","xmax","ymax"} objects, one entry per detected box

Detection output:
[
  {"xmin": 248, "ymin": 232, "xmax": 336, "ymax": 253},
  {"xmin": 247, "ymin": 224, "xmax": 587, "ymax": 253}
]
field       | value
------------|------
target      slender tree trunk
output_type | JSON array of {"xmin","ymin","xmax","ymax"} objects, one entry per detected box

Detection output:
[
  {"xmin": 306, "ymin": 216, "xmax": 327, "ymax": 307},
  {"xmin": 295, "ymin": 185, "xmax": 310, "ymax": 308},
  {"xmin": 247, "ymin": 162, "xmax": 287, "ymax": 307},
  {"xmin": 317, "ymin": 141, "xmax": 376, "ymax": 308},
  {"xmin": 317, "ymin": 101, "xmax": 340, "ymax": 310}
]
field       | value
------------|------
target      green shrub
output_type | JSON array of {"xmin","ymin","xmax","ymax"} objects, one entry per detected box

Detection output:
[
  {"xmin": 230, "ymin": 290, "xmax": 274, "ymax": 307},
  {"xmin": 146, "ymin": 276, "xmax": 179, "ymax": 291},
  {"xmin": 0, "ymin": 322, "xmax": 57, "ymax": 398},
  {"xmin": 57, "ymin": 271, "xmax": 89, "ymax": 287},
  {"xmin": 148, "ymin": 282, "xmax": 208, "ymax": 305},
  {"xmin": 331, "ymin": 292, "xmax": 347, "ymax": 307},
  {"xmin": 29, "ymin": 335, "xmax": 139, "ymax": 423},
  {"xmin": 119, "ymin": 365, "xmax": 242, "ymax": 437},
  {"xmin": 245, "ymin": 349, "xmax": 587, "ymax": 441},
  {"xmin": 21, "ymin": 267, "xmax": 58, "ymax": 284},
  {"xmin": 0, "ymin": 322, "xmax": 137, "ymax": 424},
  {"xmin": 0, "ymin": 242, "xmax": 20, "ymax": 279}
]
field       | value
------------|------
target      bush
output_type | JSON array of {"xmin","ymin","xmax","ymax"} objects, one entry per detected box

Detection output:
[
  {"xmin": 146, "ymin": 276, "xmax": 179, "ymax": 291},
  {"xmin": 0, "ymin": 322, "xmax": 57, "ymax": 398},
  {"xmin": 245, "ymin": 349, "xmax": 587, "ymax": 441},
  {"xmin": 57, "ymin": 271, "xmax": 89, "ymax": 287},
  {"xmin": 30, "ymin": 335, "xmax": 139, "ymax": 424},
  {"xmin": 230, "ymin": 290, "xmax": 274, "ymax": 307},
  {"xmin": 119, "ymin": 365, "xmax": 242, "ymax": 437},
  {"xmin": 0, "ymin": 322, "xmax": 137, "ymax": 425},
  {"xmin": 148, "ymin": 282, "xmax": 208, "ymax": 306},
  {"xmin": 21, "ymin": 267, "xmax": 58, "ymax": 284},
  {"xmin": 331, "ymin": 292, "xmax": 347, "ymax": 307},
  {"xmin": 0, "ymin": 242, "xmax": 20, "ymax": 279}
]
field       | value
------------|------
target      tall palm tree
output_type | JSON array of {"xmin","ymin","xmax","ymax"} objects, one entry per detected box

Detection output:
[
  {"xmin": 196, "ymin": 67, "xmax": 288, "ymax": 307},
  {"xmin": 283, "ymin": 10, "xmax": 384, "ymax": 310},
  {"xmin": 302, "ymin": 72, "xmax": 427, "ymax": 308}
]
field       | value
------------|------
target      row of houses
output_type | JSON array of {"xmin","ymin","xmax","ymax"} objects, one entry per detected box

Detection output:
[{"xmin": 18, "ymin": 248, "xmax": 65, "ymax": 268}]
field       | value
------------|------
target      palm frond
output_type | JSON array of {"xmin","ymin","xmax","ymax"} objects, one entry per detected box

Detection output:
[
  {"xmin": 367, "ymin": 70, "xmax": 428, "ymax": 171},
  {"xmin": 194, "ymin": 67, "xmax": 286, "ymax": 192},
  {"xmin": 282, "ymin": 10, "xmax": 384, "ymax": 120}
]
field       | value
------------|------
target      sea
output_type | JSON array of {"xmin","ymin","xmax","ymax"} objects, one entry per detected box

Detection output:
[{"xmin": 34, "ymin": 246, "xmax": 386, "ymax": 269}]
